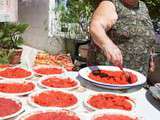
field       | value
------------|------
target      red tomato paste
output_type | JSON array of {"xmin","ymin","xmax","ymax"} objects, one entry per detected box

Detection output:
[
  {"xmin": 33, "ymin": 91, "xmax": 77, "ymax": 107},
  {"xmin": 22, "ymin": 111, "xmax": 80, "ymax": 120},
  {"xmin": 0, "ymin": 68, "xmax": 32, "ymax": 78},
  {"xmin": 34, "ymin": 68, "xmax": 64, "ymax": 75},
  {"xmin": 0, "ymin": 97, "xmax": 21, "ymax": 117},
  {"xmin": 0, "ymin": 64, "xmax": 11, "ymax": 69},
  {"xmin": 42, "ymin": 77, "xmax": 77, "ymax": 88},
  {"xmin": 95, "ymin": 115, "xmax": 137, "ymax": 120},
  {"xmin": 0, "ymin": 82, "xmax": 35, "ymax": 93},
  {"xmin": 89, "ymin": 70, "xmax": 137, "ymax": 85},
  {"xmin": 87, "ymin": 94, "xmax": 133, "ymax": 111}
]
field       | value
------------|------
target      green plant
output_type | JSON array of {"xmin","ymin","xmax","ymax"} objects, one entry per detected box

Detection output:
[
  {"xmin": 0, "ymin": 22, "xmax": 28, "ymax": 64},
  {"xmin": 143, "ymin": 0, "xmax": 160, "ymax": 9},
  {"xmin": 0, "ymin": 49, "xmax": 10, "ymax": 64},
  {"xmin": 142, "ymin": 0, "xmax": 160, "ymax": 19},
  {"xmin": 57, "ymin": 0, "xmax": 93, "ymax": 36},
  {"xmin": 0, "ymin": 22, "xmax": 29, "ymax": 49}
]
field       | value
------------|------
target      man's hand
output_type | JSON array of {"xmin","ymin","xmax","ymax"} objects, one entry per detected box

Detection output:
[{"xmin": 102, "ymin": 40, "xmax": 123, "ymax": 67}]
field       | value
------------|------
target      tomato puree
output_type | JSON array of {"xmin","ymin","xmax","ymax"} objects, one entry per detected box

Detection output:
[
  {"xmin": 22, "ymin": 111, "xmax": 80, "ymax": 120},
  {"xmin": 0, "ymin": 64, "xmax": 11, "ymax": 69},
  {"xmin": 42, "ymin": 77, "xmax": 77, "ymax": 88},
  {"xmin": 0, "ymin": 68, "xmax": 32, "ymax": 78},
  {"xmin": 94, "ymin": 115, "xmax": 137, "ymax": 120},
  {"xmin": 0, "ymin": 82, "xmax": 35, "ymax": 93},
  {"xmin": 33, "ymin": 91, "xmax": 77, "ymax": 107},
  {"xmin": 34, "ymin": 68, "xmax": 64, "ymax": 75},
  {"xmin": 88, "ymin": 94, "xmax": 133, "ymax": 111},
  {"xmin": 89, "ymin": 70, "xmax": 137, "ymax": 85},
  {"xmin": 0, "ymin": 97, "xmax": 21, "ymax": 117}
]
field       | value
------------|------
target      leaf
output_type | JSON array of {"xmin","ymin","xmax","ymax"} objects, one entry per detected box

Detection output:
[
  {"xmin": 0, "ymin": 31, "xmax": 4, "ymax": 38},
  {"xmin": 15, "ymin": 23, "xmax": 29, "ymax": 33},
  {"xmin": 0, "ymin": 50, "xmax": 10, "ymax": 64},
  {"xmin": 15, "ymin": 36, "xmax": 24, "ymax": 47}
]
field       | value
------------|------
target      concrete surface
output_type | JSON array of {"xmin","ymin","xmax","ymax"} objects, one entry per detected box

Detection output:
[{"xmin": 18, "ymin": 0, "xmax": 64, "ymax": 54}]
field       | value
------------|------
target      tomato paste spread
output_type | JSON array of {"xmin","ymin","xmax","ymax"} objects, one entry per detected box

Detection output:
[
  {"xmin": 94, "ymin": 115, "xmax": 137, "ymax": 120},
  {"xmin": 89, "ymin": 70, "xmax": 137, "ymax": 85},
  {"xmin": 42, "ymin": 77, "xmax": 77, "ymax": 88},
  {"xmin": 33, "ymin": 91, "xmax": 77, "ymax": 107},
  {"xmin": 0, "ymin": 64, "xmax": 10, "ymax": 69},
  {"xmin": 0, "ymin": 68, "xmax": 32, "ymax": 78},
  {"xmin": 0, "ymin": 97, "xmax": 21, "ymax": 117},
  {"xmin": 0, "ymin": 82, "xmax": 35, "ymax": 93},
  {"xmin": 87, "ymin": 94, "xmax": 133, "ymax": 111},
  {"xmin": 34, "ymin": 68, "xmax": 64, "ymax": 75},
  {"xmin": 22, "ymin": 111, "xmax": 80, "ymax": 120}
]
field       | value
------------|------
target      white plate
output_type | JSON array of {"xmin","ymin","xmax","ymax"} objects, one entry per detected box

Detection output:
[
  {"xmin": 0, "ymin": 80, "xmax": 36, "ymax": 96},
  {"xmin": 33, "ymin": 65, "xmax": 67, "ymax": 76},
  {"xmin": 16, "ymin": 108, "xmax": 86, "ymax": 120},
  {"xmin": 0, "ymin": 67, "xmax": 34, "ymax": 80},
  {"xmin": 0, "ymin": 64, "xmax": 12, "ymax": 71},
  {"xmin": 84, "ymin": 92, "xmax": 135, "ymax": 111},
  {"xmin": 28, "ymin": 89, "xmax": 80, "ymax": 110},
  {"xmin": 79, "ymin": 66, "xmax": 146, "ymax": 89},
  {"xmin": 89, "ymin": 109, "xmax": 141, "ymax": 120},
  {"xmin": 0, "ymin": 96, "xmax": 24, "ymax": 119},
  {"xmin": 38, "ymin": 75, "xmax": 80, "ymax": 91}
]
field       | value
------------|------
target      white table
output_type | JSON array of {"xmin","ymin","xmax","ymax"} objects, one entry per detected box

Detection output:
[
  {"xmin": 10, "ymin": 45, "xmax": 160, "ymax": 120},
  {"xmin": 73, "ymin": 72, "xmax": 160, "ymax": 120},
  {"xmin": 7, "ymin": 71, "xmax": 159, "ymax": 120}
]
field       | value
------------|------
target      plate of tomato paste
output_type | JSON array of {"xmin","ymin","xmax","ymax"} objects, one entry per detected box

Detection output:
[
  {"xmin": 0, "ymin": 96, "xmax": 24, "ymax": 119},
  {"xmin": 28, "ymin": 89, "xmax": 79, "ymax": 110},
  {"xmin": 38, "ymin": 75, "xmax": 80, "ymax": 90},
  {"xmin": 16, "ymin": 109, "xmax": 84, "ymax": 120},
  {"xmin": 84, "ymin": 92, "xmax": 135, "ymax": 111},
  {"xmin": 89, "ymin": 109, "xmax": 139, "ymax": 120},
  {"xmin": 33, "ymin": 65, "xmax": 66, "ymax": 76},
  {"xmin": 0, "ymin": 64, "xmax": 12, "ymax": 71},
  {"xmin": 0, "ymin": 67, "xmax": 33, "ymax": 80},
  {"xmin": 79, "ymin": 66, "xmax": 146, "ymax": 89},
  {"xmin": 0, "ymin": 80, "xmax": 36, "ymax": 96}
]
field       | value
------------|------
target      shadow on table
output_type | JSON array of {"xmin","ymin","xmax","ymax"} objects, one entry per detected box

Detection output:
[
  {"xmin": 76, "ymin": 75, "xmax": 142, "ymax": 94},
  {"xmin": 145, "ymin": 90, "xmax": 160, "ymax": 111}
]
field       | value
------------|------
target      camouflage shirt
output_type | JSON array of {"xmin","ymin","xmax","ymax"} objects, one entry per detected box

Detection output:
[{"xmin": 87, "ymin": 0, "xmax": 156, "ymax": 75}]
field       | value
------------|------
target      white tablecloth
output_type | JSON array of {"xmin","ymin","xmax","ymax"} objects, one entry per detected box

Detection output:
[{"xmin": 10, "ymin": 45, "xmax": 160, "ymax": 120}]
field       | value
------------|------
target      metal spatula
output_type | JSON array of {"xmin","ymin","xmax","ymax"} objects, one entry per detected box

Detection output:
[{"xmin": 119, "ymin": 66, "xmax": 131, "ymax": 84}]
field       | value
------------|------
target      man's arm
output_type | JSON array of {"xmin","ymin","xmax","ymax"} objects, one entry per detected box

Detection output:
[{"xmin": 89, "ymin": 1, "xmax": 123, "ymax": 66}]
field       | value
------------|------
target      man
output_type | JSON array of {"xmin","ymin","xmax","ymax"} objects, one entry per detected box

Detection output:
[{"xmin": 88, "ymin": 0, "xmax": 156, "ymax": 75}]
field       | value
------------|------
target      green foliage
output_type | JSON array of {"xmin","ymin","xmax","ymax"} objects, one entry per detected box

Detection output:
[
  {"xmin": 0, "ymin": 22, "xmax": 28, "ymax": 64},
  {"xmin": 57, "ymin": 0, "xmax": 93, "ymax": 35},
  {"xmin": 142, "ymin": 0, "xmax": 160, "ymax": 19},
  {"xmin": 0, "ymin": 22, "xmax": 29, "ymax": 49},
  {"xmin": 143, "ymin": 0, "xmax": 160, "ymax": 8},
  {"xmin": 0, "ymin": 49, "xmax": 10, "ymax": 64}
]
